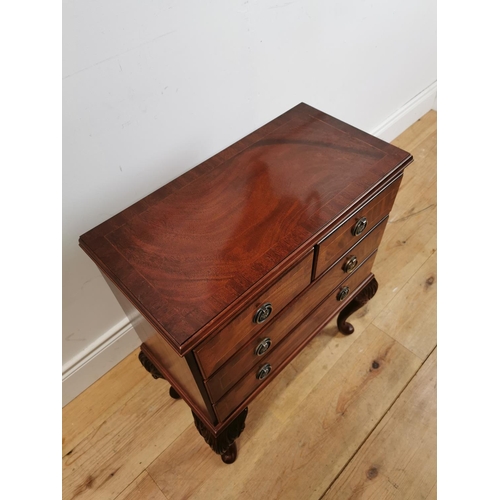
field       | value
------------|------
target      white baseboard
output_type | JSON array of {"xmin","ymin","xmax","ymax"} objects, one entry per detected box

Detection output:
[
  {"xmin": 62, "ymin": 318, "xmax": 141, "ymax": 406},
  {"xmin": 371, "ymin": 81, "xmax": 437, "ymax": 142},
  {"xmin": 62, "ymin": 81, "xmax": 437, "ymax": 406}
]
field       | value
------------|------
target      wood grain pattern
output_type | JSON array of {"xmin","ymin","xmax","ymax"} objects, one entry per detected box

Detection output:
[
  {"xmin": 62, "ymin": 348, "xmax": 149, "ymax": 458},
  {"xmin": 317, "ymin": 216, "xmax": 387, "ymax": 288},
  {"xmin": 79, "ymin": 103, "xmax": 412, "ymax": 354},
  {"xmin": 373, "ymin": 252, "xmax": 437, "ymax": 360},
  {"xmin": 148, "ymin": 325, "xmax": 422, "ymax": 500},
  {"xmin": 334, "ymin": 129, "xmax": 437, "ymax": 338},
  {"xmin": 205, "ymin": 231, "xmax": 381, "ymax": 402},
  {"xmin": 63, "ymin": 111, "xmax": 435, "ymax": 500},
  {"xmin": 315, "ymin": 177, "xmax": 400, "ymax": 277},
  {"xmin": 194, "ymin": 251, "xmax": 313, "ymax": 378},
  {"xmin": 115, "ymin": 471, "xmax": 167, "ymax": 500},
  {"xmin": 62, "ymin": 377, "xmax": 191, "ymax": 500},
  {"xmin": 214, "ymin": 257, "xmax": 376, "ymax": 421},
  {"xmin": 323, "ymin": 348, "xmax": 437, "ymax": 500},
  {"xmin": 140, "ymin": 333, "xmax": 218, "ymax": 424}
]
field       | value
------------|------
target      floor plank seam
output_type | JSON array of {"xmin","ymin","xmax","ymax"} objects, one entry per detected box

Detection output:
[
  {"xmin": 147, "ymin": 470, "xmax": 168, "ymax": 500},
  {"xmin": 146, "ymin": 419, "xmax": 194, "ymax": 475},
  {"xmin": 369, "ymin": 248, "xmax": 437, "ymax": 341},
  {"xmin": 317, "ymin": 344, "xmax": 437, "ymax": 500},
  {"xmin": 63, "ymin": 357, "xmax": 149, "ymax": 457},
  {"xmin": 62, "ymin": 112, "xmax": 437, "ymax": 500},
  {"xmin": 390, "ymin": 203, "xmax": 436, "ymax": 223},
  {"xmin": 111, "ymin": 471, "xmax": 145, "ymax": 500}
]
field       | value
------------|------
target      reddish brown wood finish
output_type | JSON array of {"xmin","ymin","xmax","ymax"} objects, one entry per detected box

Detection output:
[
  {"xmin": 205, "ymin": 221, "xmax": 386, "ymax": 403},
  {"xmin": 337, "ymin": 276, "xmax": 379, "ymax": 335},
  {"xmin": 79, "ymin": 103, "xmax": 412, "ymax": 355},
  {"xmin": 106, "ymin": 271, "xmax": 219, "ymax": 425},
  {"xmin": 314, "ymin": 175, "xmax": 401, "ymax": 278},
  {"xmin": 139, "ymin": 344, "xmax": 216, "ymax": 429},
  {"xmin": 214, "ymin": 253, "xmax": 377, "ymax": 422},
  {"xmin": 137, "ymin": 351, "xmax": 181, "ymax": 399},
  {"xmin": 314, "ymin": 216, "xmax": 388, "ymax": 291},
  {"xmin": 194, "ymin": 251, "xmax": 313, "ymax": 379},
  {"xmin": 80, "ymin": 103, "xmax": 413, "ymax": 463}
]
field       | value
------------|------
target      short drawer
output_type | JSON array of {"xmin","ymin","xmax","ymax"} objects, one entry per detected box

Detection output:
[
  {"xmin": 194, "ymin": 251, "xmax": 314, "ymax": 379},
  {"xmin": 317, "ymin": 215, "xmax": 388, "ymax": 289},
  {"xmin": 315, "ymin": 176, "xmax": 401, "ymax": 278},
  {"xmin": 213, "ymin": 252, "xmax": 377, "ymax": 421},
  {"xmin": 205, "ymin": 221, "xmax": 386, "ymax": 403}
]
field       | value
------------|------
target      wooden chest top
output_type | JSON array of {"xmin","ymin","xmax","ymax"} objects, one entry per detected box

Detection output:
[{"xmin": 79, "ymin": 103, "xmax": 412, "ymax": 354}]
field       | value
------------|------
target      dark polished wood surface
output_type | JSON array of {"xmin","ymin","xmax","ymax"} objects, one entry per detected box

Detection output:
[
  {"xmin": 206, "ymin": 248, "xmax": 376, "ymax": 402},
  {"xmin": 80, "ymin": 103, "xmax": 412, "ymax": 354},
  {"xmin": 214, "ymin": 257, "xmax": 378, "ymax": 422},
  {"xmin": 314, "ymin": 176, "xmax": 400, "ymax": 278},
  {"xmin": 195, "ymin": 251, "xmax": 313, "ymax": 379},
  {"xmin": 194, "ymin": 252, "xmax": 313, "ymax": 377},
  {"xmin": 81, "ymin": 103, "xmax": 413, "ymax": 464},
  {"xmin": 337, "ymin": 276, "xmax": 379, "ymax": 336}
]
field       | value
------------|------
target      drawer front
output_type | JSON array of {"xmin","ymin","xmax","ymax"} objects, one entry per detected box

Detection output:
[
  {"xmin": 317, "ymin": 216, "xmax": 388, "ymax": 290},
  {"xmin": 205, "ymin": 220, "xmax": 386, "ymax": 403},
  {"xmin": 213, "ymin": 252, "xmax": 377, "ymax": 421},
  {"xmin": 315, "ymin": 176, "xmax": 401, "ymax": 278},
  {"xmin": 195, "ymin": 251, "xmax": 314, "ymax": 379}
]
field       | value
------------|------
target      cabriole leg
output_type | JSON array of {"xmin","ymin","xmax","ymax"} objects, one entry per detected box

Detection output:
[{"xmin": 337, "ymin": 276, "xmax": 379, "ymax": 335}]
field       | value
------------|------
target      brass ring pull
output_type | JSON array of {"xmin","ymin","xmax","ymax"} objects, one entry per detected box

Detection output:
[
  {"xmin": 255, "ymin": 337, "xmax": 272, "ymax": 356},
  {"xmin": 352, "ymin": 217, "xmax": 368, "ymax": 236},
  {"xmin": 343, "ymin": 256, "xmax": 358, "ymax": 273},
  {"xmin": 337, "ymin": 286, "xmax": 350, "ymax": 301},
  {"xmin": 253, "ymin": 303, "xmax": 273, "ymax": 324},
  {"xmin": 256, "ymin": 363, "xmax": 272, "ymax": 380}
]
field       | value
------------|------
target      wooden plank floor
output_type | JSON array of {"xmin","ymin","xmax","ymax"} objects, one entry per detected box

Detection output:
[{"xmin": 63, "ymin": 111, "xmax": 437, "ymax": 500}]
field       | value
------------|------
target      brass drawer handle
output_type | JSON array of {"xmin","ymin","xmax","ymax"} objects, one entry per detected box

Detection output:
[
  {"xmin": 256, "ymin": 363, "xmax": 272, "ymax": 380},
  {"xmin": 255, "ymin": 337, "xmax": 272, "ymax": 356},
  {"xmin": 352, "ymin": 217, "xmax": 368, "ymax": 236},
  {"xmin": 253, "ymin": 302, "xmax": 273, "ymax": 324},
  {"xmin": 337, "ymin": 286, "xmax": 350, "ymax": 301},
  {"xmin": 343, "ymin": 256, "xmax": 358, "ymax": 273}
]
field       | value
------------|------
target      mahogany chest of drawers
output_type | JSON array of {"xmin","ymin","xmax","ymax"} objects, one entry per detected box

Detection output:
[{"xmin": 79, "ymin": 103, "xmax": 413, "ymax": 464}]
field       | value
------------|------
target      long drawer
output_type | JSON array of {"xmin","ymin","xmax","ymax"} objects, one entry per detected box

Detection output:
[
  {"xmin": 205, "ymin": 219, "xmax": 387, "ymax": 403},
  {"xmin": 213, "ymin": 252, "xmax": 377, "ymax": 421},
  {"xmin": 194, "ymin": 251, "xmax": 314, "ymax": 379},
  {"xmin": 315, "ymin": 176, "xmax": 401, "ymax": 278}
]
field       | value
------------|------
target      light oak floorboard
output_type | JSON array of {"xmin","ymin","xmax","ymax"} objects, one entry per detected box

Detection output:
[
  {"xmin": 373, "ymin": 252, "xmax": 437, "ymax": 360},
  {"xmin": 426, "ymin": 482, "xmax": 438, "ymax": 500},
  {"xmin": 62, "ymin": 377, "xmax": 192, "ymax": 500},
  {"xmin": 145, "ymin": 328, "xmax": 362, "ymax": 499},
  {"xmin": 147, "ymin": 325, "xmax": 422, "ymax": 500},
  {"xmin": 323, "ymin": 348, "xmax": 437, "ymax": 500},
  {"xmin": 63, "ymin": 348, "xmax": 150, "ymax": 458},
  {"xmin": 391, "ymin": 110, "xmax": 437, "ymax": 160},
  {"xmin": 326, "ymin": 113, "xmax": 437, "ymax": 341},
  {"xmin": 62, "ymin": 110, "xmax": 437, "ymax": 500},
  {"xmin": 115, "ymin": 471, "xmax": 167, "ymax": 500}
]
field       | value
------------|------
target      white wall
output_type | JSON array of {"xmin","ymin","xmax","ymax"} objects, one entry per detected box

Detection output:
[{"xmin": 62, "ymin": 0, "xmax": 436, "ymax": 404}]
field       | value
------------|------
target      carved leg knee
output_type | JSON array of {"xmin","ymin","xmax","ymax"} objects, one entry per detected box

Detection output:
[
  {"xmin": 192, "ymin": 408, "xmax": 248, "ymax": 464},
  {"xmin": 138, "ymin": 351, "xmax": 165, "ymax": 380},
  {"xmin": 337, "ymin": 276, "xmax": 378, "ymax": 335}
]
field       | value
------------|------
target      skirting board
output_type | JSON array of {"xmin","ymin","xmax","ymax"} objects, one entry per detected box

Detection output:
[
  {"xmin": 62, "ymin": 80, "xmax": 437, "ymax": 407},
  {"xmin": 371, "ymin": 81, "xmax": 437, "ymax": 142},
  {"xmin": 62, "ymin": 318, "xmax": 141, "ymax": 406}
]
